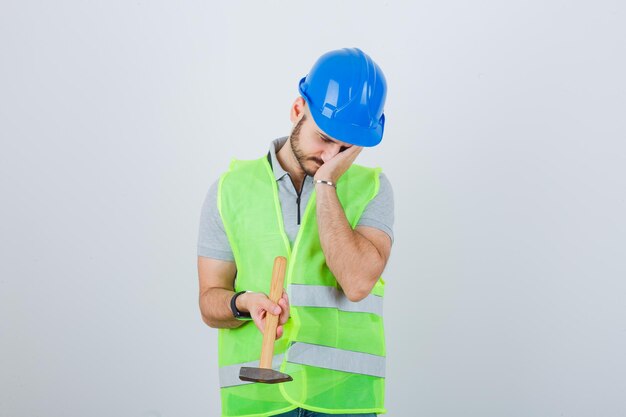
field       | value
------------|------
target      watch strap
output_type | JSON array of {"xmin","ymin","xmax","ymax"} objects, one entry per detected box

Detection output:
[{"xmin": 230, "ymin": 290, "xmax": 252, "ymax": 320}]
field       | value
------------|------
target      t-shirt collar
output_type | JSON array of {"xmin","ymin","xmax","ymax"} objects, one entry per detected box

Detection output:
[{"xmin": 268, "ymin": 136, "xmax": 291, "ymax": 181}]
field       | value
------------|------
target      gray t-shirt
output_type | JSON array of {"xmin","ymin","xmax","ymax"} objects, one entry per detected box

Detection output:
[{"xmin": 197, "ymin": 137, "xmax": 394, "ymax": 261}]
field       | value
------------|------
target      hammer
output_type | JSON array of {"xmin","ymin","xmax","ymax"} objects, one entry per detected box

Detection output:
[{"xmin": 239, "ymin": 256, "xmax": 293, "ymax": 384}]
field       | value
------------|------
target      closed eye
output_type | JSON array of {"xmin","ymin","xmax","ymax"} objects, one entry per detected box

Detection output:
[{"xmin": 320, "ymin": 134, "xmax": 351, "ymax": 152}]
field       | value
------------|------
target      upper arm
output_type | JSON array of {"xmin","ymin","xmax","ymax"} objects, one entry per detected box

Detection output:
[
  {"xmin": 197, "ymin": 256, "xmax": 237, "ymax": 295},
  {"xmin": 197, "ymin": 179, "xmax": 235, "ymax": 261}
]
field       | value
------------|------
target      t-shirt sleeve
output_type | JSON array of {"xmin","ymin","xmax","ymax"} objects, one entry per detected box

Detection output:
[
  {"xmin": 356, "ymin": 172, "xmax": 395, "ymax": 243},
  {"xmin": 197, "ymin": 178, "xmax": 235, "ymax": 261}
]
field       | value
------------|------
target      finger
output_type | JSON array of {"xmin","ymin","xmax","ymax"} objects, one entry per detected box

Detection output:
[
  {"xmin": 251, "ymin": 297, "xmax": 281, "ymax": 335},
  {"xmin": 345, "ymin": 145, "xmax": 363, "ymax": 162},
  {"xmin": 261, "ymin": 298, "xmax": 281, "ymax": 316},
  {"xmin": 278, "ymin": 298, "xmax": 289, "ymax": 325},
  {"xmin": 276, "ymin": 325, "xmax": 283, "ymax": 339},
  {"xmin": 253, "ymin": 314, "xmax": 265, "ymax": 334},
  {"xmin": 280, "ymin": 293, "xmax": 290, "ymax": 324}
]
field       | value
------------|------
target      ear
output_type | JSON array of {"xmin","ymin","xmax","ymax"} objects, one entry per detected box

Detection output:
[{"xmin": 289, "ymin": 97, "xmax": 306, "ymax": 123}]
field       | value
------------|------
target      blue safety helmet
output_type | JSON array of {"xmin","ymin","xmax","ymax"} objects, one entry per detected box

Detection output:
[{"xmin": 298, "ymin": 48, "xmax": 387, "ymax": 147}]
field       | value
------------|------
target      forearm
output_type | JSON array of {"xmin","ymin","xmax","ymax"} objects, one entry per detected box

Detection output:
[
  {"xmin": 199, "ymin": 287, "xmax": 246, "ymax": 329},
  {"xmin": 315, "ymin": 184, "xmax": 385, "ymax": 301}
]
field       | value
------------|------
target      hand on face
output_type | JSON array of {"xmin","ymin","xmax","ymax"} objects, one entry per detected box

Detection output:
[{"xmin": 314, "ymin": 145, "xmax": 363, "ymax": 184}]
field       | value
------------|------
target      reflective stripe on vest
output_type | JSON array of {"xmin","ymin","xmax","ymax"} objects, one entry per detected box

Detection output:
[
  {"xmin": 219, "ymin": 354, "xmax": 285, "ymax": 388},
  {"xmin": 286, "ymin": 342, "xmax": 386, "ymax": 378},
  {"xmin": 288, "ymin": 284, "xmax": 383, "ymax": 316}
]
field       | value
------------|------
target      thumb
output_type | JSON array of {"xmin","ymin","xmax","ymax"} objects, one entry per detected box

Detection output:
[{"xmin": 261, "ymin": 298, "xmax": 281, "ymax": 316}]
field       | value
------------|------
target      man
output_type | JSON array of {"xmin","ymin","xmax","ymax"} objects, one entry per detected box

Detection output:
[{"xmin": 198, "ymin": 48, "xmax": 394, "ymax": 417}]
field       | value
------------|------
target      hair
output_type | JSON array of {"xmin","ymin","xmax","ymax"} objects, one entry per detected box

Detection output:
[{"xmin": 289, "ymin": 113, "xmax": 306, "ymax": 142}]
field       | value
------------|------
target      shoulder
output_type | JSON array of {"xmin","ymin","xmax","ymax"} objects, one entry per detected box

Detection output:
[
  {"xmin": 377, "ymin": 172, "xmax": 394, "ymax": 198},
  {"xmin": 348, "ymin": 164, "xmax": 393, "ymax": 194},
  {"xmin": 221, "ymin": 156, "xmax": 270, "ymax": 182},
  {"xmin": 357, "ymin": 170, "xmax": 394, "ymax": 241}
]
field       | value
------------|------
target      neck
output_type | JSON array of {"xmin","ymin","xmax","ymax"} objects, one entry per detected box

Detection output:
[{"xmin": 276, "ymin": 138, "xmax": 306, "ymax": 190}]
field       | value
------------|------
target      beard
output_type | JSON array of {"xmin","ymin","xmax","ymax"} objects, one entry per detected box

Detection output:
[{"xmin": 289, "ymin": 115, "xmax": 324, "ymax": 177}]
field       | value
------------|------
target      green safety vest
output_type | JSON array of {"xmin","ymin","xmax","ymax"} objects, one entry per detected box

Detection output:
[{"xmin": 217, "ymin": 156, "xmax": 386, "ymax": 417}]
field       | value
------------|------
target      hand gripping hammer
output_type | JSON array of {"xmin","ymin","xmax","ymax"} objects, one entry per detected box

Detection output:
[{"xmin": 238, "ymin": 256, "xmax": 293, "ymax": 384}]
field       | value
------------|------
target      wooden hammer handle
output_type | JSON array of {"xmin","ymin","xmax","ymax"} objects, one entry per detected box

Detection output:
[{"xmin": 259, "ymin": 256, "xmax": 287, "ymax": 369}]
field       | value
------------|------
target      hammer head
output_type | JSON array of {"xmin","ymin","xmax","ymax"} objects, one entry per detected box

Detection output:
[{"xmin": 239, "ymin": 367, "xmax": 293, "ymax": 384}]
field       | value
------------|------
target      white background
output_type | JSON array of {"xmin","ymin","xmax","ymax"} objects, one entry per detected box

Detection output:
[{"xmin": 1, "ymin": 1, "xmax": 625, "ymax": 416}]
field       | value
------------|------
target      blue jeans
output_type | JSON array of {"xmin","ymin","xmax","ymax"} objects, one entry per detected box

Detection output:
[{"xmin": 271, "ymin": 409, "xmax": 376, "ymax": 417}]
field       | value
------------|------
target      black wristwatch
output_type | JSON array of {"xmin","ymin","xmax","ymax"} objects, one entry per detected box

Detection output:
[{"xmin": 230, "ymin": 290, "xmax": 252, "ymax": 320}]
